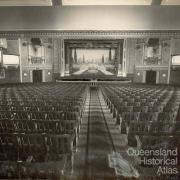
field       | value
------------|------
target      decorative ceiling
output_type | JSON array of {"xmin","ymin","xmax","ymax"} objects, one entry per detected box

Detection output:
[
  {"xmin": 62, "ymin": 0, "xmax": 180, "ymax": 6},
  {"xmin": 161, "ymin": 0, "xmax": 180, "ymax": 5},
  {"xmin": 0, "ymin": 0, "xmax": 52, "ymax": 6},
  {"xmin": 62, "ymin": 0, "xmax": 153, "ymax": 6},
  {"xmin": 0, "ymin": 0, "xmax": 180, "ymax": 6}
]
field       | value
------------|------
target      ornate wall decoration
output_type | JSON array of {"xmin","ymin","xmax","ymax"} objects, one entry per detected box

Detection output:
[
  {"xmin": 1, "ymin": 30, "xmax": 180, "ymax": 39},
  {"xmin": 144, "ymin": 57, "xmax": 162, "ymax": 65}
]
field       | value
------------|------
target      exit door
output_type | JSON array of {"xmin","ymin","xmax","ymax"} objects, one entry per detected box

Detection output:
[
  {"xmin": 33, "ymin": 70, "xmax": 42, "ymax": 83},
  {"xmin": 146, "ymin": 70, "xmax": 156, "ymax": 85}
]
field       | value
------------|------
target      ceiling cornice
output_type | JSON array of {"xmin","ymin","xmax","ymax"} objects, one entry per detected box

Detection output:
[{"xmin": 1, "ymin": 30, "xmax": 180, "ymax": 39}]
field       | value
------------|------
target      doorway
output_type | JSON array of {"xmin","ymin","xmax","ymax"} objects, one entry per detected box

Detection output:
[
  {"xmin": 146, "ymin": 70, "xmax": 156, "ymax": 84},
  {"xmin": 33, "ymin": 70, "xmax": 42, "ymax": 83}
]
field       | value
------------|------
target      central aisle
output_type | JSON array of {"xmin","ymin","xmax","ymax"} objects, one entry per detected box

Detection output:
[
  {"xmin": 64, "ymin": 86, "xmax": 128, "ymax": 179},
  {"xmin": 83, "ymin": 87, "xmax": 116, "ymax": 179}
]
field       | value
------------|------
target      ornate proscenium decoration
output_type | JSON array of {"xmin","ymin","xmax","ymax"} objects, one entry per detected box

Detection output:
[
  {"xmin": 144, "ymin": 57, "xmax": 162, "ymax": 65},
  {"xmin": 28, "ymin": 38, "xmax": 45, "ymax": 64},
  {"xmin": 144, "ymin": 38, "xmax": 161, "ymax": 65},
  {"xmin": 30, "ymin": 57, "xmax": 45, "ymax": 64}
]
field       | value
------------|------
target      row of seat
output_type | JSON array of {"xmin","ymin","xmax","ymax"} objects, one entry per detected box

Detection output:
[
  {"xmin": 0, "ymin": 119, "xmax": 78, "ymax": 134},
  {"xmin": 0, "ymin": 162, "xmax": 63, "ymax": 180},
  {"xmin": 100, "ymin": 84, "xmax": 180, "ymax": 135},
  {"xmin": 0, "ymin": 83, "xmax": 85, "ymax": 100},
  {"xmin": 100, "ymin": 84, "xmax": 180, "ymax": 157},
  {"xmin": 0, "ymin": 83, "xmax": 88, "ymax": 164},
  {"xmin": 0, "ymin": 105, "xmax": 81, "ymax": 113},
  {"xmin": 0, "ymin": 133, "xmax": 72, "ymax": 162},
  {"xmin": 0, "ymin": 111, "xmax": 80, "ymax": 121}
]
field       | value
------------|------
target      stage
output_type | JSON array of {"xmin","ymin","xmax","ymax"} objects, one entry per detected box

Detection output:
[{"xmin": 56, "ymin": 70, "xmax": 131, "ymax": 82}]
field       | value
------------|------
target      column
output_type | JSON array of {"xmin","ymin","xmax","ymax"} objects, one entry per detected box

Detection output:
[
  {"xmin": 74, "ymin": 48, "xmax": 77, "ymax": 63},
  {"xmin": 158, "ymin": 41, "xmax": 162, "ymax": 65},
  {"xmin": 52, "ymin": 39, "xmax": 59, "ymax": 77},
  {"xmin": 114, "ymin": 48, "xmax": 118, "ymax": 75},
  {"xmin": 117, "ymin": 41, "xmax": 124, "ymax": 76},
  {"xmin": 142, "ymin": 43, "xmax": 145, "ymax": 64},
  {"xmin": 122, "ymin": 39, "xmax": 127, "ymax": 77},
  {"xmin": 0, "ymin": 47, "xmax": 4, "ymax": 79},
  {"xmin": 158, "ymin": 42, "xmax": 162, "ymax": 60},
  {"xmin": 109, "ymin": 48, "xmax": 112, "ymax": 62},
  {"xmin": 65, "ymin": 44, "xmax": 70, "ymax": 76},
  {"xmin": 156, "ymin": 71, "xmax": 160, "ymax": 84},
  {"xmin": 0, "ymin": 38, "xmax": 7, "ymax": 79},
  {"xmin": 142, "ymin": 71, "xmax": 146, "ymax": 83},
  {"xmin": 30, "ymin": 70, "xmax": 33, "ymax": 82},
  {"xmin": 0, "ymin": 47, "xmax": 3, "ymax": 65},
  {"xmin": 167, "ymin": 38, "xmax": 173, "ymax": 84},
  {"xmin": 60, "ymin": 39, "xmax": 65, "ymax": 77},
  {"xmin": 18, "ymin": 38, "xmax": 23, "ymax": 83},
  {"xmin": 42, "ymin": 70, "xmax": 45, "ymax": 82},
  {"xmin": 0, "ymin": 38, "xmax": 6, "ymax": 66},
  {"xmin": 69, "ymin": 48, "xmax": 73, "ymax": 75}
]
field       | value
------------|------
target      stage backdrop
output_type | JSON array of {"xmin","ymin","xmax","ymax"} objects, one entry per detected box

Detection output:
[{"xmin": 72, "ymin": 49, "xmax": 116, "ymax": 75}]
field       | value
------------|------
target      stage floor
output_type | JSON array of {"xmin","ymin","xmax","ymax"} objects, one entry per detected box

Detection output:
[{"xmin": 57, "ymin": 70, "xmax": 131, "ymax": 81}]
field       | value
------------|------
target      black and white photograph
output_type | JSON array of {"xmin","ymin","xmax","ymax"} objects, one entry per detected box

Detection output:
[{"xmin": 0, "ymin": 0, "xmax": 180, "ymax": 179}]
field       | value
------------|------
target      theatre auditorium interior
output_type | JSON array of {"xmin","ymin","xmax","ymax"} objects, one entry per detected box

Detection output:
[{"xmin": 1, "ymin": 0, "xmax": 180, "ymax": 180}]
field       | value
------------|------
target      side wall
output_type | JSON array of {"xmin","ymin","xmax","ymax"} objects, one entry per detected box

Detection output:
[
  {"xmin": 130, "ymin": 38, "xmax": 174, "ymax": 84},
  {"xmin": 0, "ymin": 38, "xmax": 20, "ymax": 84},
  {"xmin": 20, "ymin": 38, "xmax": 53, "ymax": 83}
]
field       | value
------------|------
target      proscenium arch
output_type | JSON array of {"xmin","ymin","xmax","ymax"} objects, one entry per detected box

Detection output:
[{"xmin": 63, "ymin": 39, "xmax": 125, "ymax": 77}]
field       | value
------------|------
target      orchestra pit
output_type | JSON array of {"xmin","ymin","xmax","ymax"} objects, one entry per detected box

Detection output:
[{"xmin": 0, "ymin": 1, "xmax": 180, "ymax": 180}]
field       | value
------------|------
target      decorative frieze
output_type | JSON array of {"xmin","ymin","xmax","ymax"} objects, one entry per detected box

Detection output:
[{"xmin": 1, "ymin": 30, "xmax": 180, "ymax": 39}]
